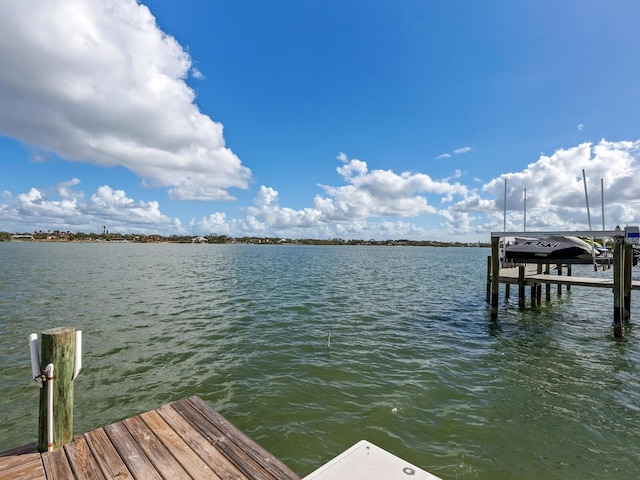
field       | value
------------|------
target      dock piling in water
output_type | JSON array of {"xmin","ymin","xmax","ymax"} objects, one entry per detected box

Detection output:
[{"xmin": 490, "ymin": 237, "xmax": 500, "ymax": 318}]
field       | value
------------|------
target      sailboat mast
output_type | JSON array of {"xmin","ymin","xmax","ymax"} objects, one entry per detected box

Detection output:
[
  {"xmin": 583, "ymin": 169, "xmax": 592, "ymax": 231},
  {"xmin": 601, "ymin": 178, "xmax": 605, "ymax": 231}
]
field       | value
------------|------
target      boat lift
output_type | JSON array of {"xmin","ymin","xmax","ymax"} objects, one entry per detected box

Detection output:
[{"xmin": 488, "ymin": 226, "xmax": 640, "ymax": 337}]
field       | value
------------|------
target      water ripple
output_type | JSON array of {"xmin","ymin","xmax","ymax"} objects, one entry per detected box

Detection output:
[{"xmin": 1, "ymin": 244, "xmax": 640, "ymax": 479}]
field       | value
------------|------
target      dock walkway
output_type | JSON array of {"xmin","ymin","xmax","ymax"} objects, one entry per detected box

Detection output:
[
  {"xmin": 498, "ymin": 266, "xmax": 640, "ymax": 290},
  {"xmin": 0, "ymin": 396, "xmax": 300, "ymax": 480}
]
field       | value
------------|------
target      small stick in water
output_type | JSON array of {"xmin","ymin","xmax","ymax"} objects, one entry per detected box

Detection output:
[{"xmin": 327, "ymin": 329, "xmax": 331, "ymax": 350}]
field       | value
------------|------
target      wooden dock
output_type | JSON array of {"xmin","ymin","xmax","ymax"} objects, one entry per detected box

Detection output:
[{"xmin": 0, "ymin": 396, "xmax": 301, "ymax": 480}]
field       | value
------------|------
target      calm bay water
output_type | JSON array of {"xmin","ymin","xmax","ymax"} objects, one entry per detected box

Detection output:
[{"xmin": 1, "ymin": 242, "xmax": 639, "ymax": 478}]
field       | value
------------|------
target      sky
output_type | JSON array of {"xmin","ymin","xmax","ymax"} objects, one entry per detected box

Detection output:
[{"xmin": 1, "ymin": 0, "xmax": 640, "ymax": 241}]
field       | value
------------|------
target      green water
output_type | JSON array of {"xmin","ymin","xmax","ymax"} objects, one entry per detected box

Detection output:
[{"xmin": 1, "ymin": 242, "xmax": 639, "ymax": 479}]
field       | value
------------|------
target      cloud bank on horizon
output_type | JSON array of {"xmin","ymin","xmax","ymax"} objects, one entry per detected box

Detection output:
[{"xmin": 1, "ymin": 0, "xmax": 639, "ymax": 240}]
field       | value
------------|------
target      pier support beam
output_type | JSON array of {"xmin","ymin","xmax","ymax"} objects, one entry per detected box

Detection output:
[
  {"xmin": 545, "ymin": 264, "xmax": 551, "ymax": 302},
  {"xmin": 613, "ymin": 241, "xmax": 623, "ymax": 337},
  {"xmin": 530, "ymin": 282, "xmax": 536, "ymax": 307},
  {"xmin": 556, "ymin": 265, "xmax": 562, "ymax": 296},
  {"xmin": 535, "ymin": 264, "xmax": 543, "ymax": 305},
  {"xmin": 490, "ymin": 237, "xmax": 500, "ymax": 318},
  {"xmin": 486, "ymin": 256, "xmax": 492, "ymax": 304},
  {"xmin": 624, "ymin": 244, "xmax": 633, "ymax": 321},
  {"xmin": 518, "ymin": 265, "xmax": 526, "ymax": 309},
  {"xmin": 38, "ymin": 327, "xmax": 75, "ymax": 452}
]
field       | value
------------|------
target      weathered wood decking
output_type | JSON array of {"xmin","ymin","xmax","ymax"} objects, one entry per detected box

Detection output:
[{"xmin": 0, "ymin": 396, "xmax": 301, "ymax": 480}]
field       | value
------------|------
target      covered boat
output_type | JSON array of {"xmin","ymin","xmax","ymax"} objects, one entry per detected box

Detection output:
[{"xmin": 504, "ymin": 235, "xmax": 601, "ymax": 263}]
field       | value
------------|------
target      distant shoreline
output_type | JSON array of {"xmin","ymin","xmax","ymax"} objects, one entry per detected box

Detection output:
[{"xmin": 1, "ymin": 233, "xmax": 488, "ymax": 247}]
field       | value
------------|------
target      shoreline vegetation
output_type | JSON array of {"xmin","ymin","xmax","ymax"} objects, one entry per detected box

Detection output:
[{"xmin": 0, "ymin": 230, "xmax": 488, "ymax": 247}]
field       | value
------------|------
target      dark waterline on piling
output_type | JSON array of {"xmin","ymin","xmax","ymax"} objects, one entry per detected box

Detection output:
[{"xmin": 1, "ymin": 243, "xmax": 639, "ymax": 479}]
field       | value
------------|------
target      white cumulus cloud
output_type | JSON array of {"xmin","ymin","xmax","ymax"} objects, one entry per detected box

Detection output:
[
  {"xmin": 0, "ymin": 0, "xmax": 251, "ymax": 201},
  {"xmin": 0, "ymin": 179, "xmax": 183, "ymax": 234},
  {"xmin": 473, "ymin": 139, "xmax": 640, "ymax": 231},
  {"xmin": 191, "ymin": 154, "xmax": 471, "ymax": 238}
]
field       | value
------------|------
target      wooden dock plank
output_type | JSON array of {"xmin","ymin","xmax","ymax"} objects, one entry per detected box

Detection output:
[
  {"xmin": 0, "ymin": 444, "xmax": 39, "ymax": 457},
  {"xmin": 156, "ymin": 403, "xmax": 245, "ymax": 480},
  {"xmin": 173, "ymin": 399, "xmax": 274, "ymax": 480},
  {"xmin": 0, "ymin": 450, "xmax": 44, "ymax": 480},
  {"xmin": 41, "ymin": 447, "xmax": 74, "ymax": 480},
  {"xmin": 122, "ymin": 414, "xmax": 191, "ymax": 479},
  {"xmin": 103, "ymin": 421, "xmax": 164, "ymax": 480},
  {"xmin": 140, "ymin": 409, "xmax": 220, "ymax": 480},
  {"xmin": 0, "ymin": 462, "xmax": 45, "ymax": 480},
  {"xmin": 0, "ymin": 446, "xmax": 40, "ymax": 472},
  {"xmin": 182, "ymin": 396, "xmax": 301, "ymax": 480},
  {"xmin": 83, "ymin": 428, "xmax": 133, "ymax": 479},
  {"xmin": 189, "ymin": 396, "xmax": 298, "ymax": 480},
  {"xmin": 63, "ymin": 435, "xmax": 105, "ymax": 480}
]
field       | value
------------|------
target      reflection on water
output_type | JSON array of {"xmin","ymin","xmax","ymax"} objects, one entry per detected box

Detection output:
[{"xmin": 1, "ymin": 243, "xmax": 639, "ymax": 479}]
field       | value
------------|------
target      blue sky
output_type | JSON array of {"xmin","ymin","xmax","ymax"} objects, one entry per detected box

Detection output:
[{"xmin": 1, "ymin": 0, "xmax": 639, "ymax": 241}]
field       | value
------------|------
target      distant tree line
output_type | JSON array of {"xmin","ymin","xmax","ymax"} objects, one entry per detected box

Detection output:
[{"xmin": 0, "ymin": 230, "xmax": 489, "ymax": 247}]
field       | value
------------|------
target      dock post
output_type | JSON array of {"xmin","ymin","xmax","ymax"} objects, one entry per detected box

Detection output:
[
  {"xmin": 38, "ymin": 327, "xmax": 75, "ymax": 451},
  {"xmin": 613, "ymin": 241, "xmax": 623, "ymax": 337},
  {"xmin": 567, "ymin": 265, "xmax": 572, "ymax": 292},
  {"xmin": 490, "ymin": 237, "xmax": 500, "ymax": 318},
  {"xmin": 486, "ymin": 256, "xmax": 492, "ymax": 303},
  {"xmin": 556, "ymin": 264, "xmax": 562, "ymax": 296},
  {"xmin": 536, "ymin": 264, "xmax": 543, "ymax": 305},
  {"xmin": 545, "ymin": 264, "xmax": 551, "ymax": 302},
  {"xmin": 518, "ymin": 265, "xmax": 526, "ymax": 309},
  {"xmin": 623, "ymin": 243, "xmax": 632, "ymax": 321},
  {"xmin": 530, "ymin": 282, "xmax": 536, "ymax": 307}
]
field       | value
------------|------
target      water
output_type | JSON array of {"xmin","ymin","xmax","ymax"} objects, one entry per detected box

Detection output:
[{"xmin": 1, "ymin": 242, "xmax": 639, "ymax": 479}]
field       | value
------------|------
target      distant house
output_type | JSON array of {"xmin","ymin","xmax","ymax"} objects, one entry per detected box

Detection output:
[
  {"xmin": 46, "ymin": 232, "xmax": 70, "ymax": 241},
  {"xmin": 12, "ymin": 234, "xmax": 34, "ymax": 241},
  {"xmin": 191, "ymin": 236, "xmax": 209, "ymax": 243}
]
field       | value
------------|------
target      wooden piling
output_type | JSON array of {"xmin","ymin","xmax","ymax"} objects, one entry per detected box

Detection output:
[
  {"xmin": 490, "ymin": 238, "xmax": 500, "ymax": 318},
  {"xmin": 545, "ymin": 264, "xmax": 551, "ymax": 302},
  {"xmin": 536, "ymin": 264, "xmax": 543, "ymax": 305},
  {"xmin": 38, "ymin": 327, "xmax": 76, "ymax": 452},
  {"xmin": 556, "ymin": 264, "xmax": 562, "ymax": 296},
  {"xmin": 567, "ymin": 265, "xmax": 572, "ymax": 292},
  {"xmin": 486, "ymin": 255, "xmax": 492, "ymax": 303},
  {"xmin": 624, "ymin": 244, "xmax": 633, "ymax": 321},
  {"xmin": 613, "ymin": 242, "xmax": 623, "ymax": 337},
  {"xmin": 530, "ymin": 282, "xmax": 536, "ymax": 307},
  {"xmin": 518, "ymin": 265, "xmax": 526, "ymax": 309}
]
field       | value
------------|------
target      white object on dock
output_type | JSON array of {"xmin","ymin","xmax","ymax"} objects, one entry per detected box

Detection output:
[
  {"xmin": 72, "ymin": 330, "xmax": 82, "ymax": 380},
  {"xmin": 302, "ymin": 440, "xmax": 443, "ymax": 480},
  {"xmin": 28, "ymin": 333, "xmax": 42, "ymax": 388}
]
